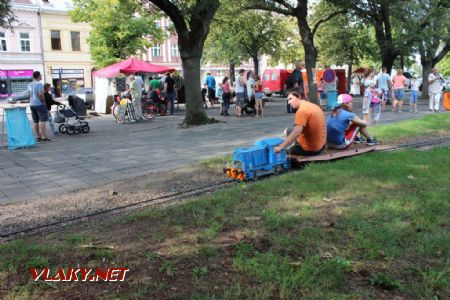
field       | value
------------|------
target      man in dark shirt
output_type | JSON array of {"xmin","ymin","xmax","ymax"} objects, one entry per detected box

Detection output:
[
  {"xmin": 292, "ymin": 61, "xmax": 305, "ymax": 97},
  {"xmin": 164, "ymin": 72, "xmax": 176, "ymax": 115}
]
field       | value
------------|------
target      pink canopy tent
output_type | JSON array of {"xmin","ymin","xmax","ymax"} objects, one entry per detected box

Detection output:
[{"xmin": 93, "ymin": 58, "xmax": 175, "ymax": 78}]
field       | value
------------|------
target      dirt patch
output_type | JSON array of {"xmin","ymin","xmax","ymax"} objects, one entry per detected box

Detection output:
[{"xmin": 0, "ymin": 163, "xmax": 226, "ymax": 237}]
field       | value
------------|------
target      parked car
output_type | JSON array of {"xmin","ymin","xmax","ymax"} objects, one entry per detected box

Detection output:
[
  {"xmin": 67, "ymin": 88, "xmax": 95, "ymax": 109},
  {"xmin": 7, "ymin": 90, "xmax": 30, "ymax": 103}
]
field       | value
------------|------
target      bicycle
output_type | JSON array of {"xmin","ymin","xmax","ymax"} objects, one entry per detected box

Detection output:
[{"xmin": 111, "ymin": 95, "xmax": 138, "ymax": 124}]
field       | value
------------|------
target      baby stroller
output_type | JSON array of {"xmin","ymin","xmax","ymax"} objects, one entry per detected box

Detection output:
[
  {"xmin": 242, "ymin": 86, "xmax": 256, "ymax": 115},
  {"xmin": 55, "ymin": 95, "xmax": 90, "ymax": 135}
]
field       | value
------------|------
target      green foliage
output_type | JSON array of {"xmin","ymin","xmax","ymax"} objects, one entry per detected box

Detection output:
[
  {"xmin": 204, "ymin": 5, "xmax": 290, "ymax": 69},
  {"xmin": 0, "ymin": 0, "xmax": 16, "ymax": 29},
  {"xmin": 0, "ymin": 240, "xmax": 56, "ymax": 272},
  {"xmin": 437, "ymin": 54, "xmax": 450, "ymax": 76},
  {"xmin": 192, "ymin": 266, "xmax": 209, "ymax": 278},
  {"xmin": 268, "ymin": 18, "xmax": 305, "ymax": 66},
  {"xmin": 70, "ymin": 0, "xmax": 163, "ymax": 67},
  {"xmin": 315, "ymin": 12, "xmax": 378, "ymax": 67},
  {"xmin": 368, "ymin": 273, "xmax": 401, "ymax": 290}
]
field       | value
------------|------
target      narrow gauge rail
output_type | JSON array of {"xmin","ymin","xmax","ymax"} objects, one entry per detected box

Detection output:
[{"xmin": 1, "ymin": 137, "xmax": 449, "ymax": 242}]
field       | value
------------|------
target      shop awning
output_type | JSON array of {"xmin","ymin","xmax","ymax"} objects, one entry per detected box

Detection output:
[{"xmin": 93, "ymin": 58, "xmax": 175, "ymax": 78}]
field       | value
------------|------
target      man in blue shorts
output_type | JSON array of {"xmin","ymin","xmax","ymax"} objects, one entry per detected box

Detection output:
[{"xmin": 28, "ymin": 71, "xmax": 50, "ymax": 142}]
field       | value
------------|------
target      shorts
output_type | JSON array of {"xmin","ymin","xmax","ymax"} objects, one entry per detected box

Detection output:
[
  {"xmin": 236, "ymin": 92, "xmax": 246, "ymax": 107},
  {"xmin": 207, "ymin": 88, "xmax": 216, "ymax": 100},
  {"xmin": 394, "ymin": 89, "xmax": 405, "ymax": 100},
  {"xmin": 319, "ymin": 91, "xmax": 326, "ymax": 100},
  {"xmin": 410, "ymin": 90, "xmax": 419, "ymax": 103},
  {"xmin": 255, "ymin": 92, "xmax": 264, "ymax": 100},
  {"xmin": 288, "ymin": 143, "xmax": 325, "ymax": 156},
  {"xmin": 30, "ymin": 105, "xmax": 49, "ymax": 123},
  {"xmin": 381, "ymin": 88, "xmax": 389, "ymax": 101}
]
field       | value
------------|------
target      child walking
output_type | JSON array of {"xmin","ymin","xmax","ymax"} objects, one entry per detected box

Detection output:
[
  {"xmin": 409, "ymin": 76, "xmax": 420, "ymax": 113},
  {"xmin": 254, "ymin": 75, "xmax": 264, "ymax": 117},
  {"xmin": 370, "ymin": 87, "xmax": 383, "ymax": 125}
]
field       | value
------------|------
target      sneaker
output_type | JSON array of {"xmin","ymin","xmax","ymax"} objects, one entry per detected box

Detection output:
[
  {"xmin": 366, "ymin": 138, "xmax": 379, "ymax": 146},
  {"xmin": 415, "ymin": 109, "xmax": 419, "ymax": 113},
  {"xmin": 410, "ymin": 108, "xmax": 413, "ymax": 113},
  {"xmin": 354, "ymin": 136, "xmax": 366, "ymax": 144}
]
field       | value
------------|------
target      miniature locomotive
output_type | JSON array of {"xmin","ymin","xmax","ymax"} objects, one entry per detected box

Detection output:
[{"xmin": 224, "ymin": 138, "xmax": 290, "ymax": 180}]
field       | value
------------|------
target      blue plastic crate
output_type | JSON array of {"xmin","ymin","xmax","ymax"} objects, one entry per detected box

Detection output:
[
  {"xmin": 255, "ymin": 138, "xmax": 286, "ymax": 166},
  {"xmin": 233, "ymin": 146, "xmax": 268, "ymax": 169}
]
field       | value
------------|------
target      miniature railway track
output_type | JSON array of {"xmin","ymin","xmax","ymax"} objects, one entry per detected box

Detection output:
[
  {"xmin": 0, "ymin": 181, "xmax": 235, "ymax": 242},
  {"xmin": 1, "ymin": 136, "xmax": 449, "ymax": 242}
]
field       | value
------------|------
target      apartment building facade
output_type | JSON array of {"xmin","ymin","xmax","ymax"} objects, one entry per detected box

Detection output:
[
  {"xmin": 0, "ymin": 0, "xmax": 44, "ymax": 99},
  {"xmin": 0, "ymin": 0, "xmax": 93, "ymax": 99}
]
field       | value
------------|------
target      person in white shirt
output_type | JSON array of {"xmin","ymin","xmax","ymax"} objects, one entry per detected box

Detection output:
[
  {"xmin": 376, "ymin": 67, "xmax": 392, "ymax": 108},
  {"xmin": 428, "ymin": 67, "xmax": 444, "ymax": 112},
  {"xmin": 409, "ymin": 76, "xmax": 420, "ymax": 113}
]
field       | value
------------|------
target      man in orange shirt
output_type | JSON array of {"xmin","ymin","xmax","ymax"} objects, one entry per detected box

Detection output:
[{"xmin": 274, "ymin": 90, "xmax": 326, "ymax": 156}]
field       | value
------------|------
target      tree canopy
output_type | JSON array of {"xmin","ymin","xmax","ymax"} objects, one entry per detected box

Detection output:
[
  {"xmin": 70, "ymin": 0, "xmax": 163, "ymax": 68},
  {"xmin": 204, "ymin": 7, "xmax": 289, "ymax": 75},
  {"xmin": 0, "ymin": 0, "xmax": 16, "ymax": 29}
]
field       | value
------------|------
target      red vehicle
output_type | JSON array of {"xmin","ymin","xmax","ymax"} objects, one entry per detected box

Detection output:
[
  {"xmin": 261, "ymin": 69, "xmax": 293, "ymax": 96},
  {"xmin": 262, "ymin": 68, "xmax": 347, "ymax": 97}
]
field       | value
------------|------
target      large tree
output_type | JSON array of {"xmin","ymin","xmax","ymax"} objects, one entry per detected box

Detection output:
[
  {"xmin": 71, "ymin": 0, "xmax": 163, "ymax": 68},
  {"xmin": 205, "ymin": 9, "xmax": 289, "ymax": 76},
  {"xmin": 0, "ymin": 0, "xmax": 15, "ymax": 29},
  {"xmin": 332, "ymin": 0, "xmax": 418, "ymax": 74},
  {"xmin": 144, "ymin": 0, "xmax": 220, "ymax": 126},
  {"xmin": 315, "ymin": 13, "xmax": 378, "ymax": 91},
  {"xmin": 245, "ymin": 0, "xmax": 345, "ymax": 104},
  {"xmin": 400, "ymin": 0, "xmax": 449, "ymax": 98}
]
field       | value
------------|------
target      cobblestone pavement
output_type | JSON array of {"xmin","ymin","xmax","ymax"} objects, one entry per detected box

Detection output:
[{"xmin": 0, "ymin": 95, "xmax": 445, "ymax": 204}]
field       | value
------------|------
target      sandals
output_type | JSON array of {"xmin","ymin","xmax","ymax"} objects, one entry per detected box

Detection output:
[{"xmin": 37, "ymin": 137, "xmax": 51, "ymax": 142}]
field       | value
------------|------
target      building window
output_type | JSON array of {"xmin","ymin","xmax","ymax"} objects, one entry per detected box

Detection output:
[
  {"xmin": 71, "ymin": 31, "xmax": 80, "ymax": 51},
  {"xmin": 51, "ymin": 30, "xmax": 61, "ymax": 50},
  {"xmin": 171, "ymin": 43, "xmax": 179, "ymax": 57},
  {"xmin": 20, "ymin": 33, "xmax": 31, "ymax": 52},
  {"xmin": 152, "ymin": 44, "xmax": 161, "ymax": 57},
  {"xmin": 0, "ymin": 32, "xmax": 6, "ymax": 51}
]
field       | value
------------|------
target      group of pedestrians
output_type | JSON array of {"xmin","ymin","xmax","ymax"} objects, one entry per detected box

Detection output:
[
  {"xmin": 123, "ymin": 72, "xmax": 179, "ymax": 119},
  {"xmin": 28, "ymin": 71, "xmax": 61, "ymax": 142},
  {"xmin": 204, "ymin": 70, "xmax": 265, "ymax": 118},
  {"xmin": 361, "ymin": 66, "xmax": 445, "ymax": 125}
]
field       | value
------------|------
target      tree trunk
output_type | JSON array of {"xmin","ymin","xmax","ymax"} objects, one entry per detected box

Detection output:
[
  {"xmin": 181, "ymin": 55, "xmax": 209, "ymax": 125},
  {"xmin": 295, "ymin": 9, "xmax": 318, "ymax": 104},
  {"xmin": 304, "ymin": 48, "xmax": 318, "ymax": 104},
  {"xmin": 400, "ymin": 55, "xmax": 404, "ymax": 70},
  {"xmin": 347, "ymin": 61, "xmax": 352, "ymax": 94},
  {"xmin": 420, "ymin": 55, "xmax": 433, "ymax": 100},
  {"xmin": 252, "ymin": 56, "xmax": 259, "ymax": 76},
  {"xmin": 229, "ymin": 63, "xmax": 235, "ymax": 85},
  {"xmin": 381, "ymin": 51, "xmax": 396, "ymax": 74}
]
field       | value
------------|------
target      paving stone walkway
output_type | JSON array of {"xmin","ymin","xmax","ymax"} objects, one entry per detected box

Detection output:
[{"xmin": 0, "ymin": 96, "xmax": 443, "ymax": 204}]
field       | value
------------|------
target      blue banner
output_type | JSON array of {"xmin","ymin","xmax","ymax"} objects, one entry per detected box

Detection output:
[{"xmin": 5, "ymin": 107, "xmax": 36, "ymax": 149}]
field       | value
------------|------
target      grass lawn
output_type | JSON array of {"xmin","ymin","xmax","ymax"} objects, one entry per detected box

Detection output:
[{"xmin": 1, "ymin": 114, "xmax": 449, "ymax": 299}]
